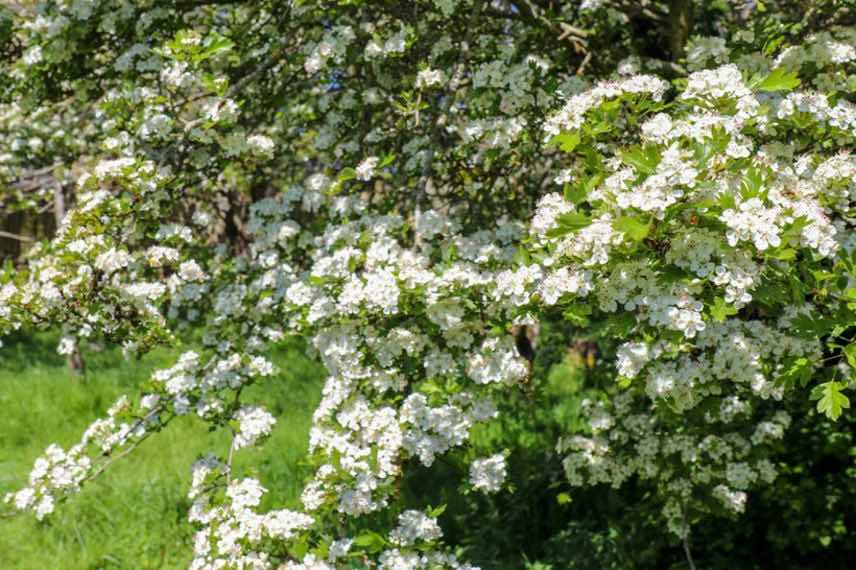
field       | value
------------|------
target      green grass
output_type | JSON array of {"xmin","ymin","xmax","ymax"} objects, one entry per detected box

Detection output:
[{"xmin": 0, "ymin": 332, "xmax": 323, "ymax": 569}]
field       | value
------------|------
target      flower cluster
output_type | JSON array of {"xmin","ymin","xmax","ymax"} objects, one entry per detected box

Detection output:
[{"xmin": 469, "ymin": 454, "xmax": 508, "ymax": 494}]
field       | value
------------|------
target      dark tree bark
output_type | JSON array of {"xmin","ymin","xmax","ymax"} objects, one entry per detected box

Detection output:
[
  {"xmin": 0, "ymin": 211, "xmax": 24, "ymax": 261},
  {"xmin": 67, "ymin": 348, "xmax": 86, "ymax": 377},
  {"xmin": 668, "ymin": 0, "xmax": 694, "ymax": 60}
]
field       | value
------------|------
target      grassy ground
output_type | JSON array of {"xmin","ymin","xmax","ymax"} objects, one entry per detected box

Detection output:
[{"xmin": 0, "ymin": 333, "xmax": 323, "ymax": 569}]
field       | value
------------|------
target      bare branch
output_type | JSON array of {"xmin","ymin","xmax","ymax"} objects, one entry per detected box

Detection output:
[
  {"xmin": 0, "ymin": 230, "xmax": 33, "ymax": 242},
  {"xmin": 82, "ymin": 408, "xmax": 167, "ymax": 485}
]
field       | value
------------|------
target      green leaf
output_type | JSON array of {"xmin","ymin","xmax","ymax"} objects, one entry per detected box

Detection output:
[
  {"xmin": 810, "ymin": 381, "xmax": 850, "ymax": 421},
  {"xmin": 757, "ymin": 67, "xmax": 801, "ymax": 92},
  {"xmin": 619, "ymin": 145, "xmax": 661, "ymax": 175},
  {"xmin": 613, "ymin": 216, "xmax": 650, "ymax": 242},
  {"xmin": 740, "ymin": 165, "xmax": 765, "ymax": 198},
  {"xmin": 563, "ymin": 303, "xmax": 592, "ymax": 326},
  {"xmin": 710, "ymin": 297, "xmax": 738, "ymax": 322},
  {"xmin": 659, "ymin": 265, "xmax": 693, "ymax": 284},
  {"xmin": 694, "ymin": 126, "xmax": 730, "ymax": 167},
  {"xmin": 586, "ymin": 120, "xmax": 612, "ymax": 137},
  {"xmin": 766, "ymin": 247, "xmax": 796, "ymax": 261},
  {"xmin": 778, "ymin": 356, "xmax": 813, "ymax": 387},
  {"xmin": 338, "ymin": 167, "xmax": 357, "ymax": 181},
  {"xmin": 718, "ymin": 191, "xmax": 737, "ymax": 211},
  {"xmin": 556, "ymin": 212, "xmax": 593, "ymax": 229},
  {"xmin": 763, "ymin": 36, "xmax": 785, "ymax": 56},
  {"xmin": 545, "ymin": 212, "xmax": 593, "ymax": 238},
  {"xmin": 549, "ymin": 132, "xmax": 581, "ymax": 153},
  {"xmin": 378, "ymin": 153, "xmax": 396, "ymax": 168},
  {"xmin": 844, "ymin": 343, "xmax": 856, "ymax": 368},
  {"xmin": 598, "ymin": 312, "xmax": 637, "ymax": 338},
  {"xmin": 194, "ymin": 36, "xmax": 235, "ymax": 63},
  {"xmin": 790, "ymin": 312, "xmax": 836, "ymax": 339},
  {"xmin": 513, "ymin": 246, "xmax": 531, "ymax": 266},
  {"xmin": 353, "ymin": 532, "xmax": 387, "ymax": 553},
  {"xmin": 778, "ymin": 215, "xmax": 810, "ymax": 244},
  {"xmin": 580, "ymin": 146, "xmax": 604, "ymax": 172},
  {"xmin": 427, "ymin": 504, "xmax": 447, "ymax": 517},
  {"xmin": 752, "ymin": 279, "xmax": 790, "ymax": 308},
  {"xmin": 563, "ymin": 182, "xmax": 586, "ymax": 205},
  {"xmin": 288, "ymin": 538, "xmax": 309, "ymax": 560}
]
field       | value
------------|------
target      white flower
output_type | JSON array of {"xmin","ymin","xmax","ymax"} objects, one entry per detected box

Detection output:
[
  {"xmin": 178, "ymin": 260, "xmax": 207, "ymax": 282},
  {"xmin": 355, "ymin": 156, "xmax": 380, "ymax": 181},
  {"xmin": 232, "ymin": 406, "xmax": 277, "ymax": 450},
  {"xmin": 721, "ymin": 198, "xmax": 782, "ymax": 251},
  {"xmin": 95, "ymin": 248, "xmax": 132, "ymax": 273},
  {"xmin": 389, "ymin": 510, "xmax": 443, "ymax": 546},
  {"xmin": 416, "ymin": 68, "xmax": 445, "ymax": 88},
  {"xmin": 57, "ymin": 336, "xmax": 76, "ymax": 356},
  {"xmin": 616, "ymin": 341, "xmax": 652, "ymax": 378},
  {"xmin": 467, "ymin": 337, "xmax": 529, "ymax": 385},
  {"xmin": 247, "ymin": 134, "xmax": 275, "ymax": 156},
  {"xmin": 469, "ymin": 454, "xmax": 507, "ymax": 493},
  {"xmin": 23, "ymin": 46, "xmax": 44, "ymax": 65}
]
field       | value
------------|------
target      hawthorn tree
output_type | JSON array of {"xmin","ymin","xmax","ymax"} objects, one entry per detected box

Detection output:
[{"xmin": 1, "ymin": 1, "xmax": 855, "ymax": 568}]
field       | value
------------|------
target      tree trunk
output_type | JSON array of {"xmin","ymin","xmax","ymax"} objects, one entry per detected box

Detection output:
[
  {"xmin": 668, "ymin": 0, "xmax": 693, "ymax": 61},
  {"xmin": 54, "ymin": 183, "xmax": 66, "ymax": 227},
  {"xmin": 67, "ymin": 347, "xmax": 86, "ymax": 377}
]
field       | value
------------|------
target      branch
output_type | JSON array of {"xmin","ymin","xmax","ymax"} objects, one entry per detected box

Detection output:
[
  {"xmin": 171, "ymin": 0, "xmax": 252, "ymax": 8},
  {"xmin": 226, "ymin": 50, "xmax": 286, "ymax": 99},
  {"xmin": 683, "ymin": 535, "xmax": 697, "ymax": 570},
  {"xmin": 225, "ymin": 386, "xmax": 243, "ymax": 483},
  {"xmin": 83, "ymin": 433, "xmax": 152, "ymax": 484},
  {"xmin": 0, "ymin": 230, "xmax": 33, "ymax": 242},
  {"xmin": 82, "ymin": 408, "xmax": 167, "ymax": 485},
  {"xmin": 7, "ymin": 163, "xmax": 64, "ymax": 194},
  {"xmin": 681, "ymin": 508, "xmax": 697, "ymax": 570},
  {"xmin": 558, "ymin": 23, "xmax": 589, "ymax": 40},
  {"xmin": 514, "ymin": 0, "xmax": 589, "ymax": 50},
  {"xmin": 614, "ymin": 0, "xmax": 666, "ymax": 22}
]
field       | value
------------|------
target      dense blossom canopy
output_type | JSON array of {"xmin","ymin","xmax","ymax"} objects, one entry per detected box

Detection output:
[{"xmin": 1, "ymin": 0, "xmax": 855, "ymax": 568}]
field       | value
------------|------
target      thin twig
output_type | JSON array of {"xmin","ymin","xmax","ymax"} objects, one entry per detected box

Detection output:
[
  {"xmin": 683, "ymin": 534, "xmax": 697, "ymax": 570},
  {"xmin": 82, "ymin": 408, "xmax": 165, "ymax": 484},
  {"xmin": 225, "ymin": 386, "xmax": 244, "ymax": 482},
  {"xmin": 576, "ymin": 51, "xmax": 593, "ymax": 76},
  {"xmin": 681, "ymin": 508, "xmax": 697, "ymax": 570},
  {"xmin": 83, "ymin": 433, "xmax": 152, "ymax": 484},
  {"xmin": 226, "ymin": 432, "xmax": 237, "ymax": 483},
  {"xmin": 172, "ymin": 0, "xmax": 251, "ymax": 9}
]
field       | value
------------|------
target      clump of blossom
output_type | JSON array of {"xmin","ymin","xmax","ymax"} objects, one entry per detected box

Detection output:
[
  {"xmin": 469, "ymin": 454, "xmax": 507, "ymax": 493},
  {"xmin": 232, "ymin": 406, "xmax": 277, "ymax": 450},
  {"xmin": 389, "ymin": 510, "xmax": 443, "ymax": 546}
]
